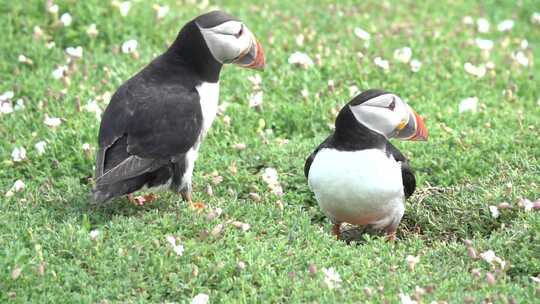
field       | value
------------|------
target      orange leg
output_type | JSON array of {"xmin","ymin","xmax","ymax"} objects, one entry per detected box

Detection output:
[{"xmin": 331, "ymin": 223, "xmax": 341, "ymax": 240}]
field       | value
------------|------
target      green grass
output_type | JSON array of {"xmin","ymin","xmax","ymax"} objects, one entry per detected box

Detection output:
[{"xmin": 1, "ymin": 0, "xmax": 539, "ymax": 302}]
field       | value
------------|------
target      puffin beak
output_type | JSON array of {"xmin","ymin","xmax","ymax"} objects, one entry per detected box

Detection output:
[
  {"xmin": 395, "ymin": 106, "xmax": 428, "ymax": 141},
  {"xmin": 233, "ymin": 34, "xmax": 265, "ymax": 70}
]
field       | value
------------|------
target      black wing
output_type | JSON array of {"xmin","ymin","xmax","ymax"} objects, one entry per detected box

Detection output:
[
  {"xmin": 304, "ymin": 135, "xmax": 332, "ymax": 178},
  {"xmin": 94, "ymin": 77, "xmax": 202, "ymax": 187},
  {"xmin": 386, "ymin": 141, "xmax": 416, "ymax": 199}
]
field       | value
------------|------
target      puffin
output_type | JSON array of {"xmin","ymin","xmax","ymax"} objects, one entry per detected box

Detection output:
[
  {"xmin": 304, "ymin": 90, "xmax": 428, "ymax": 240},
  {"xmin": 91, "ymin": 11, "xmax": 265, "ymax": 205}
]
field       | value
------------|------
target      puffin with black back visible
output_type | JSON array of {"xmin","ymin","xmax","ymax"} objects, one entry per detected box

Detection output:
[
  {"xmin": 92, "ymin": 11, "xmax": 265, "ymax": 205},
  {"xmin": 305, "ymin": 90, "xmax": 428, "ymax": 240}
]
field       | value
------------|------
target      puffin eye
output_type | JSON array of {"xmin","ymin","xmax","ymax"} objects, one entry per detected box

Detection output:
[
  {"xmin": 388, "ymin": 98, "xmax": 396, "ymax": 111},
  {"xmin": 234, "ymin": 25, "xmax": 243, "ymax": 38}
]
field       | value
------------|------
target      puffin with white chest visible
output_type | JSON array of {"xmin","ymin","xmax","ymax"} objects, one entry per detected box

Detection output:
[
  {"xmin": 305, "ymin": 90, "xmax": 428, "ymax": 240},
  {"xmin": 92, "ymin": 11, "xmax": 265, "ymax": 205}
]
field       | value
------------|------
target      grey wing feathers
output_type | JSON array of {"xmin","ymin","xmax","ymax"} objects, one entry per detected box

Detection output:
[{"xmin": 95, "ymin": 156, "xmax": 160, "ymax": 186}]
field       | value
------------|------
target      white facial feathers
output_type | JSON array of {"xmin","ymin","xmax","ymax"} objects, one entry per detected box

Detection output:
[
  {"xmin": 349, "ymin": 94, "xmax": 411, "ymax": 138},
  {"xmin": 197, "ymin": 20, "xmax": 253, "ymax": 64}
]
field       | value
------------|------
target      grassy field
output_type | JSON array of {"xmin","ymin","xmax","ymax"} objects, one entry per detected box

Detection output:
[{"xmin": 1, "ymin": 0, "xmax": 539, "ymax": 302}]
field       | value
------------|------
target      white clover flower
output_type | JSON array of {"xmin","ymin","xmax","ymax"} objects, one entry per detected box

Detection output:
[
  {"xmin": 52, "ymin": 65, "xmax": 68, "ymax": 79},
  {"xmin": 288, "ymin": 52, "xmax": 314, "ymax": 68},
  {"xmin": 44, "ymin": 115, "xmax": 62, "ymax": 127},
  {"xmin": 5, "ymin": 180, "xmax": 25, "ymax": 197},
  {"xmin": 0, "ymin": 91, "xmax": 14, "ymax": 101},
  {"xmin": 410, "ymin": 59, "xmax": 422, "ymax": 72},
  {"xmin": 354, "ymin": 27, "xmax": 371, "ymax": 40},
  {"xmin": 374, "ymin": 57, "xmax": 389, "ymax": 70},
  {"xmin": 65, "ymin": 46, "xmax": 83, "ymax": 58},
  {"xmin": 166, "ymin": 235, "xmax": 184, "ymax": 256},
  {"xmin": 87, "ymin": 23, "xmax": 98, "ymax": 38},
  {"xmin": 60, "ymin": 13, "xmax": 72, "ymax": 26},
  {"xmin": 512, "ymin": 51, "xmax": 529, "ymax": 67},
  {"xmin": 393, "ymin": 47, "xmax": 412, "ymax": 63},
  {"xmin": 475, "ymin": 38, "xmax": 493, "ymax": 51},
  {"xmin": 248, "ymin": 91, "xmax": 263, "ymax": 108},
  {"xmin": 0, "ymin": 101, "xmax": 13, "ymax": 114},
  {"xmin": 497, "ymin": 19, "xmax": 514, "ymax": 32},
  {"xmin": 464, "ymin": 62, "xmax": 486, "ymax": 77},
  {"xmin": 48, "ymin": 4, "xmax": 59, "ymax": 14},
  {"xmin": 489, "ymin": 205, "xmax": 500, "ymax": 218},
  {"xmin": 12, "ymin": 147, "xmax": 26, "ymax": 162},
  {"xmin": 83, "ymin": 99, "xmax": 103, "ymax": 119},
  {"xmin": 89, "ymin": 230, "xmax": 99, "ymax": 240},
  {"xmin": 459, "ymin": 97, "xmax": 478, "ymax": 113},
  {"xmin": 532, "ymin": 12, "xmax": 540, "ymax": 25},
  {"xmin": 153, "ymin": 4, "xmax": 169, "ymax": 20},
  {"xmin": 399, "ymin": 293, "xmax": 418, "ymax": 304},
  {"xmin": 191, "ymin": 293, "xmax": 209, "ymax": 304},
  {"xmin": 35, "ymin": 141, "xmax": 47, "ymax": 155},
  {"xmin": 121, "ymin": 39, "xmax": 138, "ymax": 54},
  {"xmin": 462, "ymin": 16, "xmax": 474, "ymax": 25},
  {"xmin": 322, "ymin": 267, "xmax": 342, "ymax": 289},
  {"xmin": 477, "ymin": 18, "xmax": 490, "ymax": 33}
]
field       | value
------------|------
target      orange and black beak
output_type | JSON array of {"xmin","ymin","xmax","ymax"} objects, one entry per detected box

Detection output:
[
  {"xmin": 395, "ymin": 106, "xmax": 428, "ymax": 141},
  {"xmin": 233, "ymin": 35, "xmax": 265, "ymax": 70}
]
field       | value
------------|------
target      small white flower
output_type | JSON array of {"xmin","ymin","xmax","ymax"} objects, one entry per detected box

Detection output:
[
  {"xmin": 463, "ymin": 16, "xmax": 474, "ymax": 25},
  {"xmin": 0, "ymin": 91, "xmax": 14, "ymax": 101},
  {"xmin": 191, "ymin": 293, "xmax": 209, "ymax": 304},
  {"xmin": 485, "ymin": 61, "xmax": 495, "ymax": 69},
  {"xmin": 512, "ymin": 51, "xmax": 529, "ymax": 67},
  {"xmin": 354, "ymin": 27, "xmax": 371, "ymax": 40},
  {"xmin": 374, "ymin": 57, "xmax": 389, "ymax": 70},
  {"xmin": 322, "ymin": 267, "xmax": 342, "ymax": 289},
  {"xmin": 60, "ymin": 13, "xmax": 72, "ymax": 26},
  {"xmin": 348, "ymin": 85, "xmax": 360, "ymax": 97},
  {"xmin": 35, "ymin": 141, "xmax": 47, "ymax": 155},
  {"xmin": 295, "ymin": 34, "xmax": 305, "ymax": 46},
  {"xmin": 153, "ymin": 4, "xmax": 169, "ymax": 20},
  {"xmin": 5, "ymin": 180, "xmax": 25, "ymax": 197},
  {"xmin": 489, "ymin": 205, "xmax": 500, "ymax": 218},
  {"xmin": 406, "ymin": 255, "xmax": 420, "ymax": 270},
  {"xmin": 121, "ymin": 39, "xmax": 138, "ymax": 54},
  {"xmin": 248, "ymin": 91, "xmax": 263, "ymax": 108},
  {"xmin": 459, "ymin": 97, "xmax": 478, "ymax": 113},
  {"xmin": 116, "ymin": 1, "xmax": 131, "ymax": 17},
  {"xmin": 410, "ymin": 59, "xmax": 422, "ymax": 72},
  {"xmin": 261, "ymin": 168, "xmax": 284, "ymax": 196},
  {"xmin": 12, "ymin": 147, "xmax": 27, "ymax": 162},
  {"xmin": 65, "ymin": 46, "xmax": 83, "ymax": 58},
  {"xmin": 14, "ymin": 99, "xmax": 24, "ymax": 111},
  {"xmin": 1, "ymin": 101, "xmax": 13, "ymax": 114},
  {"xmin": 48, "ymin": 4, "xmax": 59, "ymax": 14},
  {"xmin": 288, "ymin": 52, "xmax": 314, "ymax": 68},
  {"xmin": 520, "ymin": 39, "xmax": 528, "ymax": 49},
  {"xmin": 18, "ymin": 54, "xmax": 28, "ymax": 63},
  {"xmin": 86, "ymin": 23, "xmax": 98, "ymax": 38},
  {"xmin": 46, "ymin": 42, "xmax": 56, "ymax": 49},
  {"xmin": 477, "ymin": 18, "xmax": 490, "ymax": 33},
  {"xmin": 497, "ymin": 19, "xmax": 514, "ymax": 32},
  {"xmin": 393, "ymin": 47, "xmax": 412, "ymax": 63},
  {"xmin": 301, "ymin": 88, "xmax": 309, "ymax": 99},
  {"xmin": 44, "ymin": 115, "xmax": 62, "ymax": 127},
  {"xmin": 480, "ymin": 250, "xmax": 506, "ymax": 268},
  {"xmin": 464, "ymin": 62, "xmax": 486, "ymax": 77},
  {"xmin": 166, "ymin": 235, "xmax": 184, "ymax": 256},
  {"xmin": 82, "ymin": 143, "xmax": 91, "ymax": 151},
  {"xmin": 83, "ymin": 99, "xmax": 102, "ymax": 119},
  {"xmin": 89, "ymin": 230, "xmax": 99, "ymax": 240},
  {"xmin": 532, "ymin": 12, "xmax": 540, "ymax": 25},
  {"xmin": 475, "ymin": 38, "xmax": 493, "ymax": 51},
  {"xmin": 33, "ymin": 26, "xmax": 43, "ymax": 39},
  {"xmin": 399, "ymin": 293, "xmax": 418, "ymax": 304},
  {"xmin": 247, "ymin": 74, "xmax": 262, "ymax": 87},
  {"xmin": 519, "ymin": 198, "xmax": 534, "ymax": 211},
  {"xmin": 52, "ymin": 65, "xmax": 68, "ymax": 79}
]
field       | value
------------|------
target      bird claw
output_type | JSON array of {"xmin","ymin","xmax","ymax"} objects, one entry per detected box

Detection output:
[{"xmin": 127, "ymin": 193, "xmax": 157, "ymax": 206}]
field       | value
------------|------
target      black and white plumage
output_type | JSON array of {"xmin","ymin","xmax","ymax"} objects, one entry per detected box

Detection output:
[
  {"xmin": 92, "ymin": 11, "xmax": 265, "ymax": 204},
  {"xmin": 304, "ymin": 90, "xmax": 428, "ymax": 239}
]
